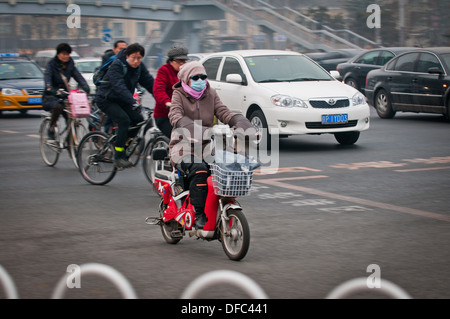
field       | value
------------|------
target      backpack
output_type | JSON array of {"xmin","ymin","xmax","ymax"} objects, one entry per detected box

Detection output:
[
  {"xmin": 93, "ymin": 55, "xmax": 117, "ymax": 86},
  {"xmin": 93, "ymin": 55, "xmax": 141, "ymax": 86}
]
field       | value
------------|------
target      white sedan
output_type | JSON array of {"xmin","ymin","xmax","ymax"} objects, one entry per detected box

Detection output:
[
  {"xmin": 200, "ymin": 50, "xmax": 370, "ymax": 146},
  {"xmin": 70, "ymin": 57, "xmax": 102, "ymax": 94}
]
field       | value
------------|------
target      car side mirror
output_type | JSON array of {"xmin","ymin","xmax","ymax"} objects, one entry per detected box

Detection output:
[
  {"xmin": 226, "ymin": 73, "xmax": 246, "ymax": 85},
  {"xmin": 428, "ymin": 67, "xmax": 444, "ymax": 75},
  {"xmin": 329, "ymin": 70, "xmax": 342, "ymax": 81}
]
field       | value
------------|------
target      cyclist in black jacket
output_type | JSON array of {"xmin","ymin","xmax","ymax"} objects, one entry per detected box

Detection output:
[
  {"xmin": 95, "ymin": 43, "xmax": 155, "ymax": 169},
  {"xmin": 43, "ymin": 43, "xmax": 90, "ymax": 139}
]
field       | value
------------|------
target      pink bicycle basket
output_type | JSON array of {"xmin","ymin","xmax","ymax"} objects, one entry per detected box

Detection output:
[{"xmin": 68, "ymin": 89, "xmax": 91, "ymax": 118}]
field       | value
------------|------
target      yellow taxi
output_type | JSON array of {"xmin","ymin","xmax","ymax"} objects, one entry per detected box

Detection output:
[{"xmin": 0, "ymin": 53, "xmax": 44, "ymax": 116}]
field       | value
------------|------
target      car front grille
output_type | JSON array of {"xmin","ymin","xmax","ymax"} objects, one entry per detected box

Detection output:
[
  {"xmin": 24, "ymin": 88, "xmax": 44, "ymax": 95},
  {"xmin": 309, "ymin": 99, "xmax": 350, "ymax": 108},
  {"xmin": 306, "ymin": 120, "xmax": 358, "ymax": 129}
]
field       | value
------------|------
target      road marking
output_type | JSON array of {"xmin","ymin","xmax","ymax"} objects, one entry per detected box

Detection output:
[
  {"xmin": 256, "ymin": 166, "xmax": 322, "ymax": 175},
  {"xmin": 255, "ymin": 175, "xmax": 328, "ymax": 182},
  {"xmin": 27, "ymin": 134, "xmax": 40, "ymax": 138},
  {"xmin": 0, "ymin": 130, "xmax": 19, "ymax": 134},
  {"xmin": 395, "ymin": 166, "xmax": 450, "ymax": 173},
  {"xmin": 331, "ymin": 161, "xmax": 407, "ymax": 170},
  {"xmin": 255, "ymin": 177, "xmax": 450, "ymax": 222}
]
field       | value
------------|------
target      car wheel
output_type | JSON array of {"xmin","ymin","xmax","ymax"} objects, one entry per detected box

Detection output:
[
  {"xmin": 375, "ymin": 89, "xmax": 396, "ymax": 119},
  {"xmin": 334, "ymin": 131, "xmax": 360, "ymax": 145},
  {"xmin": 345, "ymin": 77, "xmax": 359, "ymax": 91},
  {"xmin": 249, "ymin": 109, "xmax": 271, "ymax": 150}
]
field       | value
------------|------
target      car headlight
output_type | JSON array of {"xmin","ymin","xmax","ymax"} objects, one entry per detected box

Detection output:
[
  {"xmin": 2, "ymin": 88, "xmax": 24, "ymax": 95},
  {"xmin": 352, "ymin": 92, "xmax": 366, "ymax": 106},
  {"xmin": 271, "ymin": 94, "xmax": 307, "ymax": 108}
]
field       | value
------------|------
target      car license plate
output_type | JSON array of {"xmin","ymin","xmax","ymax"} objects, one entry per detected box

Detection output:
[
  {"xmin": 28, "ymin": 97, "xmax": 42, "ymax": 104},
  {"xmin": 322, "ymin": 114, "xmax": 348, "ymax": 124}
]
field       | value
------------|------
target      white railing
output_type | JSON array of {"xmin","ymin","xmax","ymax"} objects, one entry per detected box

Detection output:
[
  {"xmin": 1, "ymin": 263, "xmax": 412, "ymax": 299},
  {"xmin": 51, "ymin": 263, "xmax": 138, "ymax": 299},
  {"xmin": 181, "ymin": 270, "xmax": 268, "ymax": 299},
  {"xmin": 326, "ymin": 277, "xmax": 412, "ymax": 299}
]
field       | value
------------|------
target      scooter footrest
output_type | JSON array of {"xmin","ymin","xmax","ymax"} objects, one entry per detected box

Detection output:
[
  {"xmin": 145, "ymin": 217, "xmax": 161, "ymax": 225},
  {"xmin": 170, "ymin": 230, "xmax": 183, "ymax": 239}
]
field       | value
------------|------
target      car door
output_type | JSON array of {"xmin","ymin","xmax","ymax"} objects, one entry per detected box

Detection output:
[
  {"xmin": 389, "ymin": 52, "xmax": 420, "ymax": 109},
  {"xmin": 352, "ymin": 50, "xmax": 382, "ymax": 88},
  {"xmin": 412, "ymin": 52, "xmax": 446, "ymax": 113},
  {"xmin": 216, "ymin": 56, "xmax": 247, "ymax": 115}
]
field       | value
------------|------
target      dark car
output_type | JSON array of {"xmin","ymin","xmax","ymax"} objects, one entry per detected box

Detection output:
[
  {"xmin": 337, "ymin": 47, "xmax": 418, "ymax": 92},
  {"xmin": 306, "ymin": 49, "xmax": 365, "ymax": 72},
  {"xmin": 365, "ymin": 47, "xmax": 450, "ymax": 119},
  {"xmin": 0, "ymin": 54, "xmax": 45, "ymax": 116}
]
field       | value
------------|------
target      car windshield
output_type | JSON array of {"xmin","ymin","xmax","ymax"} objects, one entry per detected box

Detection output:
[
  {"xmin": 0, "ymin": 62, "xmax": 43, "ymax": 80},
  {"xmin": 76, "ymin": 60, "xmax": 101, "ymax": 73},
  {"xmin": 244, "ymin": 55, "xmax": 333, "ymax": 83},
  {"xmin": 440, "ymin": 53, "xmax": 450, "ymax": 71}
]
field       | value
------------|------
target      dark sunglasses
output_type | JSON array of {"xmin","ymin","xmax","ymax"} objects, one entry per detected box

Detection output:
[{"xmin": 190, "ymin": 74, "xmax": 208, "ymax": 81}]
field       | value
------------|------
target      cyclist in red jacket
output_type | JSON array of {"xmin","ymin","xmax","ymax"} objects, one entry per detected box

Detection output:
[{"xmin": 152, "ymin": 45, "xmax": 189, "ymax": 138}]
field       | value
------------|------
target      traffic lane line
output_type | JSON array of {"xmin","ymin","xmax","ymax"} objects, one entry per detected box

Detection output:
[
  {"xmin": 394, "ymin": 166, "xmax": 450, "ymax": 173},
  {"xmin": 0, "ymin": 130, "xmax": 19, "ymax": 134},
  {"xmin": 1, "ymin": 130, "xmax": 39, "ymax": 138},
  {"xmin": 255, "ymin": 177, "xmax": 450, "ymax": 223}
]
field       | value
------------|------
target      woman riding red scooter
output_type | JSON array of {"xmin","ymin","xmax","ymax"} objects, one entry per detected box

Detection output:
[{"xmin": 168, "ymin": 61, "xmax": 256, "ymax": 229}]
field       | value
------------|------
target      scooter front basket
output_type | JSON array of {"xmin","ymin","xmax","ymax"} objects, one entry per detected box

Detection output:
[{"xmin": 210, "ymin": 163, "xmax": 254, "ymax": 197}]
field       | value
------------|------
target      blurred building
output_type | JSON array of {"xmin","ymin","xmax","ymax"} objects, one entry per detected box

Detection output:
[
  {"xmin": 0, "ymin": 1, "xmax": 448, "ymax": 59},
  {"xmin": 0, "ymin": 14, "xmax": 159, "ymax": 58}
]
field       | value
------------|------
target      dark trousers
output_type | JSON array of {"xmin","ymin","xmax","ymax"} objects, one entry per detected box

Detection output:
[
  {"xmin": 155, "ymin": 117, "xmax": 173, "ymax": 139},
  {"xmin": 50, "ymin": 102, "xmax": 69, "ymax": 129},
  {"xmin": 178, "ymin": 156, "xmax": 210, "ymax": 214},
  {"xmin": 99, "ymin": 101, "xmax": 143, "ymax": 149}
]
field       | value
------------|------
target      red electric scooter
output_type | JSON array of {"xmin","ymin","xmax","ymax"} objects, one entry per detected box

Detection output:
[{"xmin": 146, "ymin": 125, "xmax": 259, "ymax": 261}]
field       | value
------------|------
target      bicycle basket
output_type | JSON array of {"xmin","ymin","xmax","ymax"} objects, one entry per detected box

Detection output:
[
  {"xmin": 210, "ymin": 163, "xmax": 254, "ymax": 197},
  {"xmin": 68, "ymin": 89, "xmax": 91, "ymax": 118}
]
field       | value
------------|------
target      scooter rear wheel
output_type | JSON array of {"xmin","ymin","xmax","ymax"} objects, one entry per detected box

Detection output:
[{"xmin": 221, "ymin": 209, "xmax": 250, "ymax": 261}]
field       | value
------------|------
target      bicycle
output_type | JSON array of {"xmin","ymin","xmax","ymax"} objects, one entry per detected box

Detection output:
[
  {"xmin": 39, "ymin": 89, "xmax": 88, "ymax": 168},
  {"xmin": 77, "ymin": 106, "xmax": 169, "ymax": 185}
]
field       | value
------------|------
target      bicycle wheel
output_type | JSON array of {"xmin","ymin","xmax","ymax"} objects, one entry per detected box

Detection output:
[
  {"xmin": 142, "ymin": 135, "xmax": 170, "ymax": 184},
  {"xmin": 68, "ymin": 120, "xmax": 88, "ymax": 168},
  {"xmin": 39, "ymin": 117, "xmax": 60, "ymax": 167},
  {"xmin": 77, "ymin": 131, "xmax": 117, "ymax": 185},
  {"xmin": 221, "ymin": 209, "xmax": 250, "ymax": 261}
]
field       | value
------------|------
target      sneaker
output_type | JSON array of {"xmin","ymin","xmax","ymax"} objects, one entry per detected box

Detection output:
[
  {"xmin": 114, "ymin": 158, "xmax": 133, "ymax": 169},
  {"xmin": 195, "ymin": 212, "xmax": 208, "ymax": 229}
]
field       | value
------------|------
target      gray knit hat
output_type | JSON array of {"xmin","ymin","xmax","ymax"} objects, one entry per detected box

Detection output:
[{"xmin": 167, "ymin": 45, "xmax": 189, "ymax": 60}]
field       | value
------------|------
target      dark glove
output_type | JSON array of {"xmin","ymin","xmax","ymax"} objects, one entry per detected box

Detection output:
[
  {"xmin": 132, "ymin": 102, "xmax": 142, "ymax": 113},
  {"xmin": 83, "ymin": 87, "xmax": 91, "ymax": 95},
  {"xmin": 45, "ymin": 88, "xmax": 57, "ymax": 96}
]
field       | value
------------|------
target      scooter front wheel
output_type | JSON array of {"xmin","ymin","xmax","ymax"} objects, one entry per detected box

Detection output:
[
  {"xmin": 161, "ymin": 220, "xmax": 182, "ymax": 245},
  {"xmin": 221, "ymin": 209, "xmax": 250, "ymax": 261}
]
